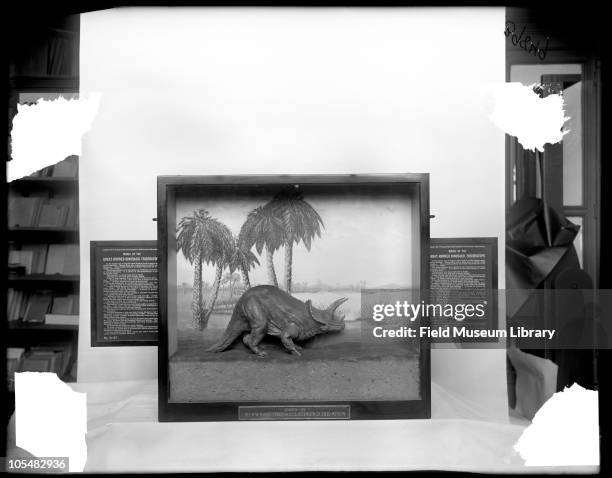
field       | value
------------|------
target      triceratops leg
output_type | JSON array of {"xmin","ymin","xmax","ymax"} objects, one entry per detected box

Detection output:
[
  {"xmin": 243, "ymin": 324, "xmax": 267, "ymax": 357},
  {"xmin": 280, "ymin": 323, "xmax": 302, "ymax": 356}
]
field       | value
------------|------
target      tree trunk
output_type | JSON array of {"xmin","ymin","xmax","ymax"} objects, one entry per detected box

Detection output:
[
  {"xmin": 203, "ymin": 262, "xmax": 223, "ymax": 325},
  {"xmin": 266, "ymin": 246, "xmax": 278, "ymax": 287},
  {"xmin": 240, "ymin": 264, "xmax": 251, "ymax": 289},
  {"xmin": 192, "ymin": 252, "xmax": 203, "ymax": 328},
  {"xmin": 284, "ymin": 241, "xmax": 293, "ymax": 294}
]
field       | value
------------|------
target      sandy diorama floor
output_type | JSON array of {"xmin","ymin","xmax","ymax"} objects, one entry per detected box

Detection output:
[{"xmin": 169, "ymin": 314, "xmax": 421, "ymax": 403}]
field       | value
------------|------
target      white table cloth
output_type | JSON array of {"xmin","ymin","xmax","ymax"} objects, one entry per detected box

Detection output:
[{"xmin": 6, "ymin": 379, "xmax": 594, "ymax": 473}]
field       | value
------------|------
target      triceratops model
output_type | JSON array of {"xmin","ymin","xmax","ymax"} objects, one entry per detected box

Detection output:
[{"xmin": 207, "ymin": 285, "xmax": 347, "ymax": 357}]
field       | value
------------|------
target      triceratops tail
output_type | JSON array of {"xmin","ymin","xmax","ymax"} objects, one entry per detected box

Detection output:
[{"xmin": 205, "ymin": 310, "xmax": 249, "ymax": 353}]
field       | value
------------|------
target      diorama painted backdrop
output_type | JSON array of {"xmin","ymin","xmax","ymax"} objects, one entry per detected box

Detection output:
[{"xmin": 175, "ymin": 187, "xmax": 415, "ymax": 330}]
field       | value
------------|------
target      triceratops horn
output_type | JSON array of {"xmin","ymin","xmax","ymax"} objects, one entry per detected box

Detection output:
[
  {"xmin": 306, "ymin": 300, "xmax": 315, "ymax": 318},
  {"xmin": 328, "ymin": 297, "xmax": 348, "ymax": 313},
  {"xmin": 306, "ymin": 299, "xmax": 327, "ymax": 325}
]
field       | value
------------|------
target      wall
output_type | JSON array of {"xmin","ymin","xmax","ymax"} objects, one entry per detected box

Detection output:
[{"xmin": 80, "ymin": 7, "xmax": 506, "ymax": 419}]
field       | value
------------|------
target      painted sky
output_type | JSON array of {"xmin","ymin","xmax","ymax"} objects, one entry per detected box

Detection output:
[{"xmin": 175, "ymin": 191, "xmax": 415, "ymax": 288}]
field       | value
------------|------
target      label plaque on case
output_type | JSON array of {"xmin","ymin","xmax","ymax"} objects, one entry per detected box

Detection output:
[
  {"xmin": 429, "ymin": 237, "xmax": 498, "ymax": 342},
  {"xmin": 90, "ymin": 241, "xmax": 158, "ymax": 346},
  {"xmin": 238, "ymin": 405, "xmax": 350, "ymax": 420}
]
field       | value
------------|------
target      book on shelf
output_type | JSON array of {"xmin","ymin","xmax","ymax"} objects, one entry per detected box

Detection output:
[
  {"xmin": 8, "ymin": 246, "xmax": 17, "ymax": 264},
  {"xmin": 35, "ymin": 196, "xmax": 76, "ymax": 228},
  {"xmin": 37, "ymin": 202, "xmax": 68, "ymax": 227},
  {"xmin": 20, "ymin": 293, "xmax": 30, "ymax": 320},
  {"xmin": 68, "ymin": 361, "xmax": 77, "ymax": 381},
  {"xmin": 7, "ymin": 289, "xmax": 14, "ymax": 317},
  {"xmin": 10, "ymin": 243, "xmax": 80, "ymax": 277},
  {"xmin": 63, "ymin": 245, "xmax": 80, "ymax": 275},
  {"xmin": 40, "ymin": 342, "xmax": 73, "ymax": 377},
  {"xmin": 45, "ymin": 314, "xmax": 79, "ymax": 326},
  {"xmin": 8, "ymin": 249, "xmax": 34, "ymax": 274},
  {"xmin": 45, "ymin": 244, "xmax": 66, "ymax": 274},
  {"xmin": 51, "ymin": 295, "xmax": 74, "ymax": 315},
  {"xmin": 23, "ymin": 293, "xmax": 53, "ymax": 322},
  {"xmin": 29, "ymin": 350, "xmax": 65, "ymax": 375},
  {"xmin": 29, "ymin": 165, "xmax": 54, "ymax": 178},
  {"xmin": 7, "ymin": 289, "xmax": 30, "ymax": 321},
  {"xmin": 52, "ymin": 196, "xmax": 77, "ymax": 228},
  {"xmin": 7, "ymin": 288, "xmax": 17, "ymax": 320},
  {"xmin": 8, "ymin": 196, "xmax": 42, "ymax": 228},
  {"xmin": 56, "ymin": 344, "xmax": 73, "ymax": 376},
  {"xmin": 18, "ymin": 353, "xmax": 52, "ymax": 373},
  {"xmin": 21, "ymin": 244, "xmax": 49, "ymax": 274},
  {"xmin": 70, "ymin": 293, "xmax": 79, "ymax": 314},
  {"xmin": 8, "ymin": 193, "xmax": 76, "ymax": 229},
  {"xmin": 9, "ymin": 244, "xmax": 50, "ymax": 275},
  {"xmin": 51, "ymin": 156, "xmax": 78, "ymax": 178},
  {"xmin": 18, "ymin": 352, "xmax": 57, "ymax": 373},
  {"xmin": 44, "ymin": 244, "xmax": 79, "ymax": 275},
  {"xmin": 8, "ymin": 348, "xmax": 26, "ymax": 360},
  {"xmin": 7, "ymin": 348, "xmax": 25, "ymax": 391},
  {"xmin": 44, "ymin": 294, "xmax": 79, "ymax": 325},
  {"xmin": 18, "ymin": 343, "xmax": 72, "ymax": 377}
]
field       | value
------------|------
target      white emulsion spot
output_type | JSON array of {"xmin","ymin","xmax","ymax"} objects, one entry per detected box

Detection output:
[
  {"xmin": 15, "ymin": 372, "xmax": 87, "ymax": 472},
  {"xmin": 484, "ymin": 82, "xmax": 568, "ymax": 152},
  {"xmin": 9, "ymin": 93, "xmax": 101, "ymax": 181},
  {"xmin": 514, "ymin": 383, "xmax": 599, "ymax": 467}
]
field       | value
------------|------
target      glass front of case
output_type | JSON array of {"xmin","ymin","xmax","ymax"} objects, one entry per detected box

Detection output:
[{"xmin": 158, "ymin": 175, "xmax": 430, "ymax": 421}]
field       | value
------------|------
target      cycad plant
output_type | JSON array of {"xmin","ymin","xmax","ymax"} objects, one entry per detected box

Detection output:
[
  {"xmin": 228, "ymin": 231, "xmax": 260, "ymax": 289},
  {"xmin": 176, "ymin": 209, "xmax": 234, "ymax": 330},
  {"xmin": 268, "ymin": 187, "xmax": 324, "ymax": 294},
  {"xmin": 239, "ymin": 206, "xmax": 284, "ymax": 287},
  {"xmin": 240, "ymin": 188, "xmax": 324, "ymax": 294}
]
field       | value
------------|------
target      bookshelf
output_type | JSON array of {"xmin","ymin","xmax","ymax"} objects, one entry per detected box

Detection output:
[
  {"xmin": 6, "ymin": 157, "xmax": 80, "ymax": 391},
  {"xmin": 6, "ymin": 11, "xmax": 80, "ymax": 441}
]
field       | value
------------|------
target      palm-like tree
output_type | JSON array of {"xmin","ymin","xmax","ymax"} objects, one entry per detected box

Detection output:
[
  {"xmin": 267, "ymin": 187, "xmax": 324, "ymax": 294},
  {"xmin": 239, "ymin": 206, "xmax": 284, "ymax": 286},
  {"xmin": 176, "ymin": 209, "xmax": 234, "ymax": 330},
  {"xmin": 227, "ymin": 232, "xmax": 260, "ymax": 289},
  {"xmin": 220, "ymin": 271, "xmax": 241, "ymax": 299}
]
